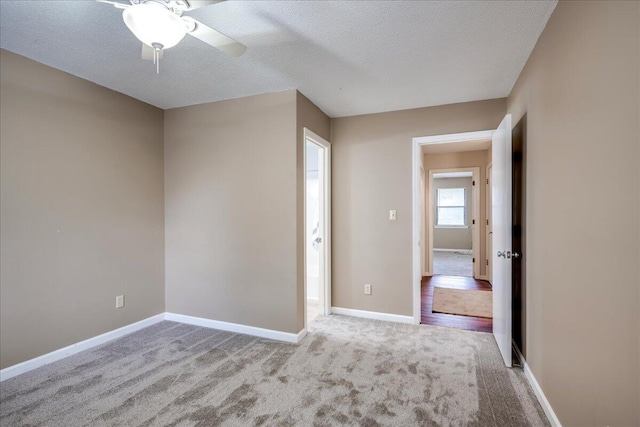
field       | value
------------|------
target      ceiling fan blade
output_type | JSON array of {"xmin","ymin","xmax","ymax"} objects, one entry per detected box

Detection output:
[
  {"xmin": 183, "ymin": 17, "xmax": 246, "ymax": 57},
  {"xmin": 184, "ymin": 0, "xmax": 225, "ymax": 11},
  {"xmin": 96, "ymin": 0, "xmax": 129, "ymax": 9},
  {"xmin": 141, "ymin": 43, "xmax": 163, "ymax": 61}
]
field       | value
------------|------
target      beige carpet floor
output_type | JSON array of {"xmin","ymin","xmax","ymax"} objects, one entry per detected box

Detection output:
[
  {"xmin": 432, "ymin": 287, "xmax": 493, "ymax": 318},
  {"xmin": 0, "ymin": 315, "xmax": 548, "ymax": 426},
  {"xmin": 433, "ymin": 250, "xmax": 473, "ymax": 277}
]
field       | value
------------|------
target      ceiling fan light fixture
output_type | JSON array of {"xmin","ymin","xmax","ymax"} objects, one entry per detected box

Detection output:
[{"xmin": 122, "ymin": 2, "xmax": 187, "ymax": 50}]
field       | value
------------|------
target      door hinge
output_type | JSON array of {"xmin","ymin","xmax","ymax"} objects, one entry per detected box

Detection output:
[
  {"xmin": 486, "ymin": 219, "xmax": 489, "ymax": 225},
  {"xmin": 472, "ymin": 180, "xmax": 476, "ymax": 186},
  {"xmin": 486, "ymin": 178, "xmax": 489, "ymax": 184},
  {"xmin": 472, "ymin": 257, "xmax": 475, "ymax": 263},
  {"xmin": 472, "ymin": 219, "xmax": 475, "ymax": 225},
  {"xmin": 486, "ymin": 259, "xmax": 489, "ymax": 265}
]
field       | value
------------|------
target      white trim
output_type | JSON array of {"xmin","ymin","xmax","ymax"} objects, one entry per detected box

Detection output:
[
  {"xmin": 478, "ymin": 275, "xmax": 489, "ymax": 281},
  {"xmin": 486, "ymin": 162, "xmax": 493, "ymax": 284},
  {"xmin": 513, "ymin": 346, "xmax": 562, "ymax": 427},
  {"xmin": 428, "ymin": 167, "xmax": 481, "ymax": 279},
  {"xmin": 164, "ymin": 312, "xmax": 304, "ymax": 344},
  {"xmin": 433, "ymin": 248, "xmax": 472, "ymax": 252},
  {"xmin": 0, "ymin": 313, "xmax": 165, "ymax": 382},
  {"xmin": 1, "ymin": 312, "xmax": 308, "ymax": 382},
  {"xmin": 414, "ymin": 131, "xmax": 494, "ymax": 146},
  {"xmin": 303, "ymin": 128, "xmax": 332, "ymax": 328},
  {"xmin": 412, "ymin": 130, "xmax": 494, "ymax": 324},
  {"xmin": 432, "ymin": 171, "xmax": 473, "ymax": 178},
  {"xmin": 412, "ymin": 137, "xmax": 424, "ymax": 321},
  {"xmin": 331, "ymin": 307, "xmax": 414, "ymax": 324}
]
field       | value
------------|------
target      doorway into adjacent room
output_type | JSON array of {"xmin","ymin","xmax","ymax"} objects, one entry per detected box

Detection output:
[
  {"xmin": 304, "ymin": 129, "xmax": 331, "ymax": 327},
  {"xmin": 430, "ymin": 169, "xmax": 478, "ymax": 278},
  {"xmin": 412, "ymin": 132, "xmax": 495, "ymax": 333}
]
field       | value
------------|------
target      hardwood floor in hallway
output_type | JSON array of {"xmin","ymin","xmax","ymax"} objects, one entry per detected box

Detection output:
[{"xmin": 421, "ymin": 275, "xmax": 493, "ymax": 333}]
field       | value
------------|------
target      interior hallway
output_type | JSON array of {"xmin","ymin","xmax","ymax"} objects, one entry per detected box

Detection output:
[{"xmin": 421, "ymin": 275, "xmax": 492, "ymax": 333}]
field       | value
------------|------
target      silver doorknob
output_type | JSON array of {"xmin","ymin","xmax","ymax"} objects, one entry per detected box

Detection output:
[
  {"xmin": 512, "ymin": 252, "xmax": 521, "ymax": 258},
  {"xmin": 497, "ymin": 251, "xmax": 506, "ymax": 258}
]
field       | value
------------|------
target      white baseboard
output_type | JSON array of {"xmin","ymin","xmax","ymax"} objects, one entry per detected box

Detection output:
[
  {"xmin": 434, "ymin": 248, "xmax": 472, "ymax": 252},
  {"xmin": 331, "ymin": 307, "xmax": 414, "ymax": 324},
  {"xmin": 1, "ymin": 311, "xmax": 308, "ymax": 382},
  {"xmin": 164, "ymin": 312, "xmax": 305, "ymax": 344},
  {"xmin": 513, "ymin": 345, "xmax": 562, "ymax": 427},
  {"xmin": 0, "ymin": 313, "xmax": 165, "ymax": 382}
]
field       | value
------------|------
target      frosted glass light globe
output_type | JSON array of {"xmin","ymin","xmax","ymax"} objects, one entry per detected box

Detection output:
[{"xmin": 123, "ymin": 2, "xmax": 187, "ymax": 49}]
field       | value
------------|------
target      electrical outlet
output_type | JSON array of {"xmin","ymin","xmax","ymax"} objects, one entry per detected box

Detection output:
[
  {"xmin": 364, "ymin": 284, "xmax": 372, "ymax": 295},
  {"xmin": 389, "ymin": 210, "xmax": 397, "ymax": 221},
  {"xmin": 116, "ymin": 295, "xmax": 124, "ymax": 309}
]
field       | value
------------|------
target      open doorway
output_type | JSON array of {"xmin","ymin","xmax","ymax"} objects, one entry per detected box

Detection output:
[
  {"xmin": 412, "ymin": 131, "xmax": 494, "ymax": 333},
  {"xmin": 412, "ymin": 119, "xmax": 520, "ymax": 367},
  {"xmin": 304, "ymin": 129, "xmax": 331, "ymax": 327},
  {"xmin": 429, "ymin": 169, "xmax": 480, "ymax": 278}
]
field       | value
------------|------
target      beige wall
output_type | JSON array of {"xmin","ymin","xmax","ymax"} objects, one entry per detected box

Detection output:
[
  {"xmin": 0, "ymin": 50, "xmax": 165, "ymax": 369},
  {"xmin": 330, "ymin": 99, "xmax": 505, "ymax": 315},
  {"xmin": 432, "ymin": 177, "xmax": 473, "ymax": 250},
  {"xmin": 164, "ymin": 90, "xmax": 328, "ymax": 334},
  {"xmin": 296, "ymin": 92, "xmax": 331, "ymax": 329},
  {"xmin": 423, "ymin": 150, "xmax": 490, "ymax": 276},
  {"xmin": 164, "ymin": 90, "xmax": 300, "ymax": 333},
  {"xmin": 507, "ymin": 1, "xmax": 640, "ymax": 425}
]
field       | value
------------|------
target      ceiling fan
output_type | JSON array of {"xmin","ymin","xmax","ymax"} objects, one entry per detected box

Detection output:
[{"xmin": 97, "ymin": 0, "xmax": 247, "ymax": 73}]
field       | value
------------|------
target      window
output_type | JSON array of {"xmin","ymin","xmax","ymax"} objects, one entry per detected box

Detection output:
[{"xmin": 436, "ymin": 188, "xmax": 466, "ymax": 226}]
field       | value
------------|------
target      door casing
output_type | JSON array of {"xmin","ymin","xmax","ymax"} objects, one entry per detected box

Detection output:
[
  {"xmin": 411, "ymin": 130, "xmax": 495, "ymax": 324},
  {"xmin": 426, "ymin": 167, "xmax": 481, "ymax": 279},
  {"xmin": 303, "ymin": 128, "xmax": 332, "ymax": 328}
]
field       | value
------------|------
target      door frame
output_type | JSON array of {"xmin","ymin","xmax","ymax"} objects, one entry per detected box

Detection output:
[
  {"xmin": 303, "ymin": 128, "xmax": 332, "ymax": 328},
  {"xmin": 427, "ymin": 167, "xmax": 481, "ymax": 279},
  {"xmin": 420, "ymin": 166, "xmax": 427, "ymax": 276},
  {"xmin": 411, "ymin": 130, "xmax": 494, "ymax": 324},
  {"xmin": 486, "ymin": 162, "xmax": 493, "ymax": 284}
]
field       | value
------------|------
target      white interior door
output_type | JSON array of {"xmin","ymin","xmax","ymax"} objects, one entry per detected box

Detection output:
[
  {"xmin": 304, "ymin": 129, "xmax": 332, "ymax": 326},
  {"xmin": 492, "ymin": 114, "xmax": 512, "ymax": 367},
  {"xmin": 317, "ymin": 146, "xmax": 326, "ymax": 313}
]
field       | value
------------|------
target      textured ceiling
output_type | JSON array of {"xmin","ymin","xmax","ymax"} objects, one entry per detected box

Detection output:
[{"xmin": 0, "ymin": 0, "xmax": 556, "ymax": 117}]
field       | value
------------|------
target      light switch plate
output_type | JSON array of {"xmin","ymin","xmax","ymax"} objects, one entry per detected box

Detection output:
[
  {"xmin": 389, "ymin": 210, "xmax": 397, "ymax": 221},
  {"xmin": 364, "ymin": 284, "xmax": 372, "ymax": 295},
  {"xmin": 116, "ymin": 295, "xmax": 124, "ymax": 309}
]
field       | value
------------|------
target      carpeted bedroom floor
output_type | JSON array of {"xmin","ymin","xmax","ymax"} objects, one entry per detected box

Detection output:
[
  {"xmin": 0, "ymin": 315, "xmax": 549, "ymax": 426},
  {"xmin": 433, "ymin": 250, "xmax": 474, "ymax": 277}
]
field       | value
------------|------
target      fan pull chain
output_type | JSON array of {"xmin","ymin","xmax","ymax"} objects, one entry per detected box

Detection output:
[{"xmin": 151, "ymin": 43, "xmax": 163, "ymax": 75}]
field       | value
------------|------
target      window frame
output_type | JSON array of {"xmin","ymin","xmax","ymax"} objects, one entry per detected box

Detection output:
[{"xmin": 435, "ymin": 187, "xmax": 467, "ymax": 228}]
